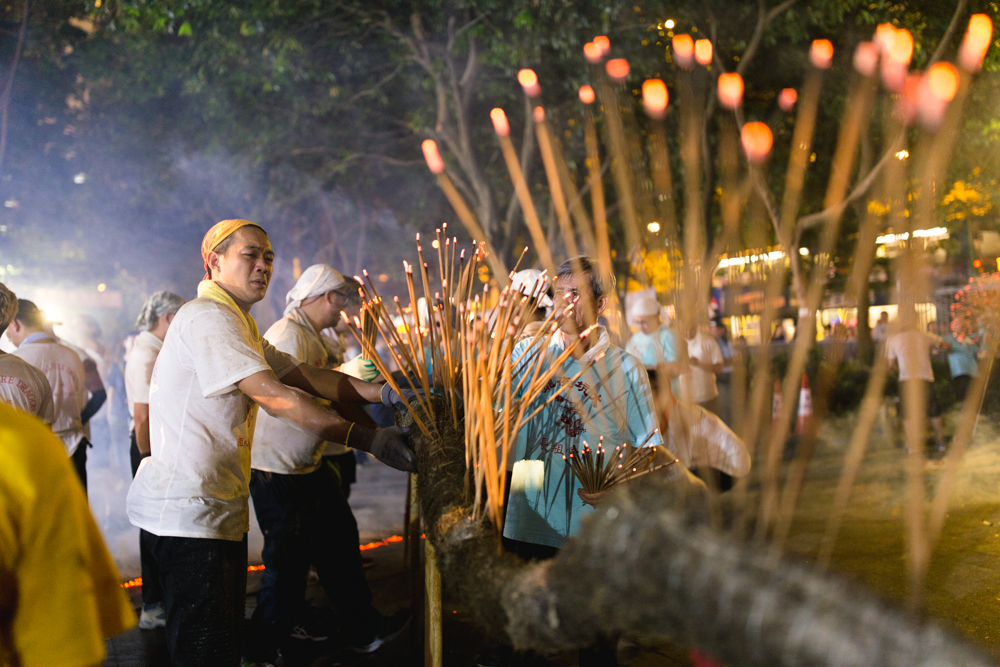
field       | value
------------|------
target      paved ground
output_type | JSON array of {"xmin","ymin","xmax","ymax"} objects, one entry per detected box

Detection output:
[{"xmin": 102, "ymin": 403, "xmax": 1000, "ymax": 665}]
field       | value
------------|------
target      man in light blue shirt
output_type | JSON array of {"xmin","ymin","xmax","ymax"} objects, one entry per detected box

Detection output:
[
  {"xmin": 503, "ymin": 258, "xmax": 663, "ymax": 552},
  {"xmin": 942, "ymin": 328, "xmax": 979, "ymax": 402}
]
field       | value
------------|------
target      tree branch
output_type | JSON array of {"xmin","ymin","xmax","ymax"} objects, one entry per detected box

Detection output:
[
  {"xmin": 736, "ymin": 0, "xmax": 796, "ymax": 77},
  {"xmin": 928, "ymin": 0, "xmax": 968, "ymax": 67},
  {"xmin": 348, "ymin": 61, "xmax": 406, "ymax": 103},
  {"xmin": 0, "ymin": 0, "xmax": 29, "ymax": 180}
]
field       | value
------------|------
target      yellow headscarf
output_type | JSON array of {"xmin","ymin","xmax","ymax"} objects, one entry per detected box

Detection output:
[{"xmin": 200, "ymin": 219, "xmax": 264, "ymax": 280}]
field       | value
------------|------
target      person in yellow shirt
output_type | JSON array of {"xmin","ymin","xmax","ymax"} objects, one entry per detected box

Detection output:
[{"xmin": 0, "ymin": 402, "xmax": 135, "ymax": 667}]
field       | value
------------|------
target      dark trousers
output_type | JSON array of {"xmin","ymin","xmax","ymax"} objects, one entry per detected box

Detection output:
[
  {"xmin": 130, "ymin": 430, "xmax": 162, "ymax": 608},
  {"xmin": 248, "ymin": 465, "xmax": 376, "ymax": 658},
  {"xmin": 70, "ymin": 438, "xmax": 89, "ymax": 492},
  {"xmin": 954, "ymin": 374, "xmax": 973, "ymax": 402},
  {"xmin": 141, "ymin": 530, "xmax": 248, "ymax": 667},
  {"xmin": 323, "ymin": 451, "xmax": 357, "ymax": 499}
]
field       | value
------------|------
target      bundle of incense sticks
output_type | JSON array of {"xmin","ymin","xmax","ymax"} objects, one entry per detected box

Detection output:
[
  {"xmin": 353, "ymin": 301, "xmax": 379, "ymax": 361},
  {"xmin": 563, "ymin": 431, "xmax": 661, "ymax": 494},
  {"xmin": 341, "ymin": 225, "xmax": 609, "ymax": 530}
]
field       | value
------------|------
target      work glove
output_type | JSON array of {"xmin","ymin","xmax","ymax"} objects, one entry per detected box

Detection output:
[
  {"xmin": 348, "ymin": 424, "xmax": 417, "ymax": 472},
  {"xmin": 380, "ymin": 383, "xmax": 418, "ymax": 410},
  {"xmin": 340, "ymin": 356, "xmax": 380, "ymax": 381}
]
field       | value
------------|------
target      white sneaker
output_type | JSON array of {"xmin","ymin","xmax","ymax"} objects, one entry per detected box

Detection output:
[{"xmin": 138, "ymin": 602, "xmax": 166, "ymax": 629}]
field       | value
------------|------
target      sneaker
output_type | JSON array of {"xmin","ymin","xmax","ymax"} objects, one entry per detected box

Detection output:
[
  {"xmin": 138, "ymin": 602, "xmax": 166, "ymax": 629},
  {"xmin": 351, "ymin": 609, "xmax": 411, "ymax": 653},
  {"xmin": 289, "ymin": 623, "xmax": 329, "ymax": 642}
]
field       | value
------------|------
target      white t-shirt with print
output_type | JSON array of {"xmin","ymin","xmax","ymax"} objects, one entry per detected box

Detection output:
[
  {"xmin": 252, "ymin": 308, "xmax": 334, "ymax": 475},
  {"xmin": 124, "ymin": 330, "xmax": 163, "ymax": 427},
  {"xmin": 0, "ymin": 352, "xmax": 55, "ymax": 424},
  {"xmin": 885, "ymin": 330, "xmax": 940, "ymax": 382},
  {"xmin": 126, "ymin": 297, "xmax": 299, "ymax": 542},
  {"xmin": 12, "ymin": 337, "xmax": 87, "ymax": 455},
  {"xmin": 678, "ymin": 332, "xmax": 723, "ymax": 403}
]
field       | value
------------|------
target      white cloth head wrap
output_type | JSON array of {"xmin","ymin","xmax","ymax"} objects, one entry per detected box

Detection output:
[{"xmin": 284, "ymin": 264, "xmax": 347, "ymax": 316}]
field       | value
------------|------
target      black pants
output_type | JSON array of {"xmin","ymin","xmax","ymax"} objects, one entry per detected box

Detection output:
[
  {"xmin": 130, "ymin": 430, "xmax": 162, "ymax": 608},
  {"xmin": 248, "ymin": 465, "xmax": 377, "ymax": 659},
  {"xmin": 323, "ymin": 451, "xmax": 357, "ymax": 499},
  {"xmin": 141, "ymin": 531, "xmax": 248, "ymax": 667},
  {"xmin": 954, "ymin": 374, "xmax": 973, "ymax": 402},
  {"xmin": 70, "ymin": 438, "xmax": 89, "ymax": 492}
]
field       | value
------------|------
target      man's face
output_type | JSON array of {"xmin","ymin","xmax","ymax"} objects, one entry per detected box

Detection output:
[
  {"xmin": 209, "ymin": 227, "xmax": 273, "ymax": 307},
  {"xmin": 553, "ymin": 273, "xmax": 605, "ymax": 334},
  {"xmin": 636, "ymin": 314, "xmax": 658, "ymax": 334}
]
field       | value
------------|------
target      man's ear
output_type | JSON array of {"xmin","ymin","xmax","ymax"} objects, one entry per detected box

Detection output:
[
  {"xmin": 595, "ymin": 294, "xmax": 609, "ymax": 317},
  {"xmin": 163, "ymin": 311, "xmax": 176, "ymax": 326},
  {"xmin": 207, "ymin": 250, "xmax": 224, "ymax": 277}
]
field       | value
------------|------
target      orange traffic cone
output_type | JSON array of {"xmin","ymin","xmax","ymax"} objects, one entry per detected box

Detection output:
[
  {"xmin": 795, "ymin": 373, "xmax": 812, "ymax": 434},
  {"xmin": 772, "ymin": 378, "xmax": 782, "ymax": 423}
]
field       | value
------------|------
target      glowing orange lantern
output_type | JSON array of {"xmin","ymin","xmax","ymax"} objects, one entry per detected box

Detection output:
[
  {"xmin": 810, "ymin": 39, "xmax": 834, "ymax": 69},
  {"xmin": 421, "ymin": 139, "xmax": 445, "ymax": 174},
  {"xmin": 583, "ymin": 42, "xmax": 603, "ymax": 64},
  {"xmin": 606, "ymin": 58, "xmax": 630, "ymax": 80},
  {"xmin": 672, "ymin": 34, "xmax": 694, "ymax": 68},
  {"xmin": 778, "ymin": 88, "xmax": 797, "ymax": 111},
  {"xmin": 741, "ymin": 122, "xmax": 773, "ymax": 163},
  {"xmin": 518, "ymin": 68, "xmax": 540, "ymax": 97},
  {"xmin": 717, "ymin": 72, "xmax": 744, "ymax": 109},
  {"xmin": 578, "ymin": 84, "xmax": 595, "ymax": 104},
  {"xmin": 490, "ymin": 108, "xmax": 510, "ymax": 137},
  {"xmin": 695, "ymin": 39, "xmax": 713, "ymax": 66},
  {"xmin": 593, "ymin": 36, "xmax": 611, "ymax": 56},
  {"xmin": 853, "ymin": 41, "xmax": 878, "ymax": 77},
  {"xmin": 642, "ymin": 79, "xmax": 669, "ymax": 118},
  {"xmin": 959, "ymin": 14, "xmax": 993, "ymax": 71}
]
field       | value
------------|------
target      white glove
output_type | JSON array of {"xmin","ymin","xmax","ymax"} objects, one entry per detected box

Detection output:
[{"xmin": 340, "ymin": 356, "xmax": 379, "ymax": 381}]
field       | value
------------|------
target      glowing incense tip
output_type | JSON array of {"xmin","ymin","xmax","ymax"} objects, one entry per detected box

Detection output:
[
  {"xmin": 717, "ymin": 72, "xmax": 743, "ymax": 109},
  {"xmin": 810, "ymin": 39, "xmax": 833, "ymax": 69},
  {"xmin": 421, "ymin": 139, "xmax": 445, "ymax": 174},
  {"xmin": 960, "ymin": 14, "xmax": 993, "ymax": 71},
  {"xmin": 532, "ymin": 106, "xmax": 545, "ymax": 123},
  {"xmin": 888, "ymin": 28, "xmax": 913, "ymax": 65},
  {"xmin": 490, "ymin": 108, "xmax": 510, "ymax": 136},
  {"xmin": 741, "ymin": 122, "xmax": 773, "ymax": 164},
  {"xmin": 875, "ymin": 24, "xmax": 896, "ymax": 53},
  {"xmin": 853, "ymin": 41, "xmax": 878, "ymax": 77},
  {"xmin": 672, "ymin": 34, "xmax": 694, "ymax": 69},
  {"xmin": 518, "ymin": 68, "xmax": 541, "ymax": 97},
  {"xmin": 642, "ymin": 79, "xmax": 668, "ymax": 118},
  {"xmin": 927, "ymin": 62, "xmax": 959, "ymax": 102},
  {"xmin": 777, "ymin": 88, "xmax": 797, "ymax": 111},
  {"xmin": 605, "ymin": 58, "xmax": 630, "ymax": 80},
  {"xmin": 583, "ymin": 42, "xmax": 603, "ymax": 63},
  {"xmin": 593, "ymin": 35, "xmax": 610, "ymax": 55},
  {"xmin": 694, "ymin": 39, "xmax": 713, "ymax": 66}
]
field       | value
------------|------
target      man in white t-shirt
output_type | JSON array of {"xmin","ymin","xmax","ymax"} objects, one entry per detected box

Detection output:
[
  {"xmin": 7, "ymin": 300, "xmax": 97, "ymax": 489},
  {"xmin": 0, "ymin": 283, "xmax": 54, "ymax": 424},
  {"xmin": 886, "ymin": 311, "xmax": 948, "ymax": 452},
  {"xmin": 123, "ymin": 290, "xmax": 185, "ymax": 630},
  {"xmin": 126, "ymin": 220, "xmax": 415, "ymax": 667},
  {"xmin": 678, "ymin": 323, "xmax": 724, "ymax": 415}
]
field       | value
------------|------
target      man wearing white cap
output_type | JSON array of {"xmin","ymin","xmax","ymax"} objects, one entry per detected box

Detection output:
[
  {"xmin": 247, "ymin": 264, "xmax": 404, "ymax": 662},
  {"xmin": 509, "ymin": 269, "xmax": 554, "ymax": 344},
  {"xmin": 625, "ymin": 295, "xmax": 683, "ymax": 393},
  {"xmin": 0, "ymin": 283, "xmax": 54, "ymax": 424}
]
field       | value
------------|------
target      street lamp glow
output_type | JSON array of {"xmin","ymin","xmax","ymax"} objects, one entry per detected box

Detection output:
[
  {"xmin": 799, "ymin": 247, "xmax": 809, "ymax": 256},
  {"xmin": 665, "ymin": 19, "xmax": 675, "ymax": 29},
  {"xmin": 73, "ymin": 173, "xmax": 86, "ymax": 184},
  {"xmin": 647, "ymin": 221, "xmax": 661, "ymax": 233}
]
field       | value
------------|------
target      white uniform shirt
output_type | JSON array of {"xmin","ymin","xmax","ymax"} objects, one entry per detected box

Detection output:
[
  {"xmin": 126, "ymin": 298, "xmax": 298, "ymax": 541},
  {"xmin": 667, "ymin": 401, "xmax": 750, "ymax": 477},
  {"xmin": 252, "ymin": 308, "xmax": 334, "ymax": 474},
  {"xmin": 12, "ymin": 335, "xmax": 87, "ymax": 455},
  {"xmin": 678, "ymin": 332, "xmax": 723, "ymax": 403},
  {"xmin": 886, "ymin": 330, "xmax": 940, "ymax": 382},
  {"xmin": 0, "ymin": 352, "xmax": 55, "ymax": 424},
  {"xmin": 124, "ymin": 331, "xmax": 163, "ymax": 427}
]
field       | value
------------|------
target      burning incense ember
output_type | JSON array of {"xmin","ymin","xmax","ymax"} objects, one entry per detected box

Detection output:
[
  {"xmin": 518, "ymin": 68, "xmax": 541, "ymax": 97},
  {"xmin": 777, "ymin": 88, "xmax": 797, "ymax": 112},
  {"xmin": 532, "ymin": 106, "xmax": 545, "ymax": 123},
  {"xmin": 578, "ymin": 84, "xmax": 595, "ymax": 104},
  {"xmin": 694, "ymin": 39, "xmax": 713, "ymax": 66},
  {"xmin": 878, "ymin": 25, "xmax": 913, "ymax": 91},
  {"xmin": 490, "ymin": 108, "xmax": 510, "ymax": 136},
  {"xmin": 421, "ymin": 139, "xmax": 445, "ymax": 174},
  {"xmin": 583, "ymin": 42, "xmax": 603, "ymax": 64},
  {"xmin": 563, "ymin": 431, "xmax": 668, "ymax": 494},
  {"xmin": 741, "ymin": 122, "xmax": 772, "ymax": 163},
  {"xmin": 605, "ymin": 58, "xmax": 630, "ymax": 80},
  {"xmin": 593, "ymin": 35, "xmax": 610, "ymax": 56},
  {"xmin": 927, "ymin": 62, "xmax": 959, "ymax": 102},
  {"xmin": 853, "ymin": 41, "xmax": 879, "ymax": 77},
  {"xmin": 960, "ymin": 14, "xmax": 993, "ymax": 71},
  {"xmin": 642, "ymin": 79, "xmax": 668, "ymax": 118},
  {"xmin": 672, "ymin": 34, "xmax": 694, "ymax": 68},
  {"xmin": 717, "ymin": 72, "xmax": 743, "ymax": 109},
  {"xmin": 810, "ymin": 39, "xmax": 834, "ymax": 69},
  {"xmin": 895, "ymin": 73, "xmax": 923, "ymax": 124}
]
